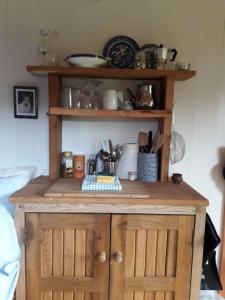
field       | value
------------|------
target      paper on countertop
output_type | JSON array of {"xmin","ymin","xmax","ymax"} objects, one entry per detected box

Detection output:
[{"xmin": 82, "ymin": 175, "xmax": 122, "ymax": 191}]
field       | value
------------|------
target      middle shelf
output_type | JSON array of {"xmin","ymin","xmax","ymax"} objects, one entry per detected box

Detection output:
[{"xmin": 49, "ymin": 107, "xmax": 171, "ymax": 118}]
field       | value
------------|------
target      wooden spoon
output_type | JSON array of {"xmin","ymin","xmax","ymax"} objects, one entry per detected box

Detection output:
[
  {"xmin": 153, "ymin": 134, "xmax": 165, "ymax": 153},
  {"xmin": 150, "ymin": 131, "xmax": 160, "ymax": 153},
  {"xmin": 138, "ymin": 132, "xmax": 148, "ymax": 147}
]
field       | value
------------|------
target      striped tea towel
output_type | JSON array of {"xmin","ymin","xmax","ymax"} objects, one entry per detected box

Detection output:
[{"xmin": 82, "ymin": 175, "xmax": 122, "ymax": 191}]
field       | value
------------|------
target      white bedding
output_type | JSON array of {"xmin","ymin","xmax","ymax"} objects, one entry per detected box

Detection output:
[
  {"xmin": 0, "ymin": 166, "xmax": 39, "ymax": 300},
  {"xmin": 200, "ymin": 291, "xmax": 225, "ymax": 299}
]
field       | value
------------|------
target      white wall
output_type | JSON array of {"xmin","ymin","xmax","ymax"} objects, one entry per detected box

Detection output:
[{"xmin": 1, "ymin": 0, "xmax": 225, "ymax": 252}]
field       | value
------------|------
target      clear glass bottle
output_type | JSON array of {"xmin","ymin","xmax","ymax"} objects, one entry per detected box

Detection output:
[{"xmin": 37, "ymin": 29, "xmax": 58, "ymax": 66}]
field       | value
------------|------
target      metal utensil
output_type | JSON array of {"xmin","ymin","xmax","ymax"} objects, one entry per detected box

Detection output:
[
  {"xmin": 99, "ymin": 149, "xmax": 110, "ymax": 160},
  {"xmin": 109, "ymin": 139, "xmax": 113, "ymax": 156}
]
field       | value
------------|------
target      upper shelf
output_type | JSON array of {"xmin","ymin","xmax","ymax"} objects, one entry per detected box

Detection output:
[{"xmin": 27, "ymin": 66, "xmax": 196, "ymax": 81}]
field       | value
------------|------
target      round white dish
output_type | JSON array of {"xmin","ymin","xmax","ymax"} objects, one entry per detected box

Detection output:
[{"xmin": 65, "ymin": 53, "xmax": 108, "ymax": 68}]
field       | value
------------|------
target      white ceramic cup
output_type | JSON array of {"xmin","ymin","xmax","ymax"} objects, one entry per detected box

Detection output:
[{"xmin": 103, "ymin": 89, "xmax": 118, "ymax": 110}]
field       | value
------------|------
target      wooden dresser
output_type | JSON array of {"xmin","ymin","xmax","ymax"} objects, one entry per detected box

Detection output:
[{"xmin": 11, "ymin": 176, "xmax": 208, "ymax": 300}]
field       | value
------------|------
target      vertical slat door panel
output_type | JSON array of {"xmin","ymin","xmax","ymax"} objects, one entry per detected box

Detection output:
[
  {"xmin": 125, "ymin": 230, "xmax": 136, "ymax": 300},
  {"xmin": 165, "ymin": 230, "xmax": 178, "ymax": 300},
  {"xmin": 155, "ymin": 229, "xmax": 167, "ymax": 300},
  {"xmin": 175, "ymin": 216, "xmax": 195, "ymax": 299},
  {"xmin": 26, "ymin": 214, "xmax": 110, "ymax": 300},
  {"xmin": 53, "ymin": 229, "xmax": 64, "ymax": 300},
  {"xmin": 145, "ymin": 229, "xmax": 157, "ymax": 300},
  {"xmin": 41, "ymin": 291, "xmax": 52, "ymax": 300},
  {"xmin": 75, "ymin": 229, "xmax": 86, "ymax": 300},
  {"xmin": 134, "ymin": 230, "xmax": 147, "ymax": 300},
  {"xmin": 110, "ymin": 215, "xmax": 194, "ymax": 300},
  {"xmin": 64, "ymin": 229, "xmax": 75, "ymax": 300},
  {"xmin": 26, "ymin": 214, "xmax": 41, "ymax": 300}
]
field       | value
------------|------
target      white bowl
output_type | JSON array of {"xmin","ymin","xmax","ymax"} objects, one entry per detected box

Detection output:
[{"xmin": 65, "ymin": 53, "xmax": 108, "ymax": 68}]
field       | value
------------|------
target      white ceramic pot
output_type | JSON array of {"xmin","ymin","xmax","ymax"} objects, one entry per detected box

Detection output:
[
  {"xmin": 116, "ymin": 143, "xmax": 139, "ymax": 179},
  {"xmin": 103, "ymin": 89, "xmax": 118, "ymax": 110}
]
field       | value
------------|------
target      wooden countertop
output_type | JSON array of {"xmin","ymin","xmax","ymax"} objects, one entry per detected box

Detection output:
[{"xmin": 10, "ymin": 176, "xmax": 208, "ymax": 207}]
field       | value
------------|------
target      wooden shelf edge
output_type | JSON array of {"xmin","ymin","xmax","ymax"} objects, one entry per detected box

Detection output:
[
  {"xmin": 49, "ymin": 107, "xmax": 171, "ymax": 118},
  {"xmin": 27, "ymin": 65, "xmax": 196, "ymax": 81}
]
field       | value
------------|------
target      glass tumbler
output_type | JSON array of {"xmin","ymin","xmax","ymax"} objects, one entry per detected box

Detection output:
[{"xmin": 60, "ymin": 86, "xmax": 81, "ymax": 108}]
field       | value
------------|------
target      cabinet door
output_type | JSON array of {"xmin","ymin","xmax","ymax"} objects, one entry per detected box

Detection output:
[
  {"xmin": 26, "ymin": 214, "xmax": 110, "ymax": 300},
  {"xmin": 110, "ymin": 215, "xmax": 194, "ymax": 300}
]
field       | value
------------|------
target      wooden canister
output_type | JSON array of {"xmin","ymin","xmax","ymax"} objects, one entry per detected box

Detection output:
[{"xmin": 73, "ymin": 155, "xmax": 85, "ymax": 179}]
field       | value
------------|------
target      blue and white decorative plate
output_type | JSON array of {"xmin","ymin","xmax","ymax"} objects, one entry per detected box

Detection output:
[{"xmin": 103, "ymin": 35, "xmax": 140, "ymax": 69}]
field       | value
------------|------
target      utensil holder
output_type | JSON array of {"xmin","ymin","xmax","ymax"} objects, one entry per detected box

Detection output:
[
  {"xmin": 137, "ymin": 153, "xmax": 158, "ymax": 182},
  {"xmin": 102, "ymin": 161, "xmax": 117, "ymax": 175}
]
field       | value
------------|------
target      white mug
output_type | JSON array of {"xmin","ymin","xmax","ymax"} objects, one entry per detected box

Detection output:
[{"xmin": 103, "ymin": 89, "xmax": 118, "ymax": 110}]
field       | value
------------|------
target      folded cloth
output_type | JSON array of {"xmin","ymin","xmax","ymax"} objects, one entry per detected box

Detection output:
[
  {"xmin": 82, "ymin": 175, "xmax": 122, "ymax": 191},
  {"xmin": 0, "ymin": 205, "xmax": 20, "ymax": 300}
]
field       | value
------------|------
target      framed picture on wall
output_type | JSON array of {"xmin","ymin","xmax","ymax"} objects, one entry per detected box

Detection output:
[{"xmin": 14, "ymin": 86, "xmax": 38, "ymax": 119}]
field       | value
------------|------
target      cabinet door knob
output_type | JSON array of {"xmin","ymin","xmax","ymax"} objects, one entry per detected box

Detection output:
[
  {"xmin": 113, "ymin": 251, "xmax": 123, "ymax": 263},
  {"xmin": 96, "ymin": 251, "xmax": 106, "ymax": 263}
]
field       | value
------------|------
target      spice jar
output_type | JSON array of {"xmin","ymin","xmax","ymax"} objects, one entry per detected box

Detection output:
[
  {"xmin": 73, "ymin": 155, "xmax": 85, "ymax": 179},
  {"xmin": 61, "ymin": 151, "xmax": 73, "ymax": 178},
  {"xmin": 128, "ymin": 171, "xmax": 136, "ymax": 181}
]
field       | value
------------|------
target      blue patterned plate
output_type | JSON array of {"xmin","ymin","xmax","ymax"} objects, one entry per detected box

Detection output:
[{"xmin": 103, "ymin": 35, "xmax": 140, "ymax": 69}]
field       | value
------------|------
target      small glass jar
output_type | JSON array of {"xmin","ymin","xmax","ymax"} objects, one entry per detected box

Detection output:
[
  {"xmin": 128, "ymin": 171, "xmax": 136, "ymax": 181},
  {"xmin": 61, "ymin": 151, "xmax": 73, "ymax": 178}
]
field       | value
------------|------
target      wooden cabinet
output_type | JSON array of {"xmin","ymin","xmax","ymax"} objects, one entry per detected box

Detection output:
[
  {"xmin": 11, "ymin": 177, "xmax": 208, "ymax": 300},
  {"xmin": 25, "ymin": 211, "xmax": 195, "ymax": 300}
]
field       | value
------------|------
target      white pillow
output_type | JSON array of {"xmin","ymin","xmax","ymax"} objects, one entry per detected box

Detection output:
[
  {"xmin": 0, "ymin": 166, "xmax": 36, "ymax": 178},
  {"xmin": 200, "ymin": 291, "xmax": 225, "ymax": 299},
  {"xmin": 0, "ymin": 166, "xmax": 38, "ymax": 216},
  {"xmin": 0, "ymin": 176, "xmax": 31, "ymax": 215},
  {"xmin": 0, "ymin": 205, "xmax": 20, "ymax": 300}
]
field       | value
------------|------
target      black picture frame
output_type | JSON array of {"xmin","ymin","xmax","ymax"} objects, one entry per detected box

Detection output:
[{"xmin": 14, "ymin": 86, "xmax": 38, "ymax": 119}]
